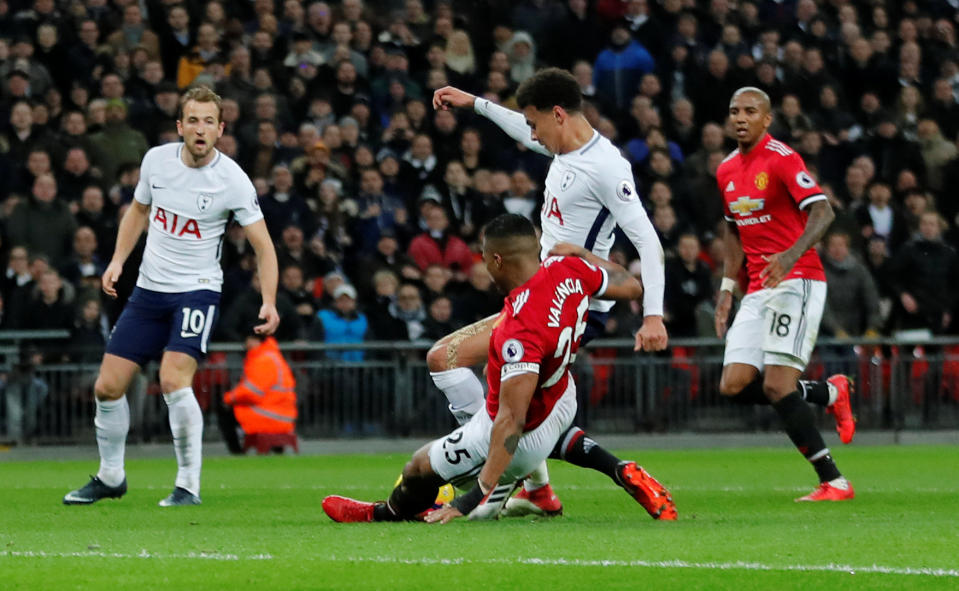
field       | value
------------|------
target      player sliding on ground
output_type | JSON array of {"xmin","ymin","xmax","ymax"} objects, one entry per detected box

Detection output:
[
  {"xmin": 322, "ymin": 214, "xmax": 676, "ymax": 523},
  {"xmin": 715, "ymin": 87, "xmax": 855, "ymax": 502},
  {"xmin": 423, "ymin": 67, "xmax": 668, "ymax": 518}
]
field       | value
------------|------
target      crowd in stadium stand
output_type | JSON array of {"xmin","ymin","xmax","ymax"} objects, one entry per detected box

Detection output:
[{"xmin": 1, "ymin": 0, "xmax": 959, "ymax": 363}]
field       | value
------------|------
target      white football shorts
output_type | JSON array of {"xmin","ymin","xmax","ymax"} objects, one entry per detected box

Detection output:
[
  {"xmin": 723, "ymin": 278, "xmax": 826, "ymax": 372},
  {"xmin": 428, "ymin": 379, "xmax": 577, "ymax": 489}
]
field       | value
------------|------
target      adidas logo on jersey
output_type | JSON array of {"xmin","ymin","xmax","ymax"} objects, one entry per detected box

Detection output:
[
  {"xmin": 725, "ymin": 181, "xmax": 735, "ymax": 192},
  {"xmin": 512, "ymin": 289, "xmax": 530, "ymax": 316}
]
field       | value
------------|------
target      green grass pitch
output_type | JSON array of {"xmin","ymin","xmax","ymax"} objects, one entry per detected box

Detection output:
[{"xmin": 2, "ymin": 445, "xmax": 957, "ymax": 590}]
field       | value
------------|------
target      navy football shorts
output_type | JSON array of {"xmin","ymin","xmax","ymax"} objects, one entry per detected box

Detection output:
[{"xmin": 106, "ymin": 287, "xmax": 221, "ymax": 365}]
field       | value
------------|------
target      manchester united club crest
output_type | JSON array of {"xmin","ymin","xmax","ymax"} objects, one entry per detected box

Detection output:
[
  {"xmin": 754, "ymin": 172, "xmax": 769, "ymax": 190},
  {"xmin": 197, "ymin": 193, "xmax": 214, "ymax": 211}
]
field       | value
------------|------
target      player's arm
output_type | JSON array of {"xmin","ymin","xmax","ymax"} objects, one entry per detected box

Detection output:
[
  {"xmin": 759, "ymin": 200, "xmax": 835, "ymax": 289},
  {"xmin": 102, "ymin": 200, "xmax": 150, "ymax": 298},
  {"xmin": 548, "ymin": 244, "xmax": 643, "ymax": 301},
  {"xmin": 595, "ymin": 177, "xmax": 668, "ymax": 351},
  {"xmin": 715, "ymin": 220, "xmax": 744, "ymax": 338},
  {"xmin": 427, "ymin": 372, "xmax": 538, "ymax": 524},
  {"xmin": 243, "ymin": 219, "xmax": 280, "ymax": 335},
  {"xmin": 433, "ymin": 86, "xmax": 552, "ymax": 156}
]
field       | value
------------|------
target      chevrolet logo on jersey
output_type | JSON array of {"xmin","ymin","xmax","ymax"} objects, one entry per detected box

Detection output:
[{"xmin": 729, "ymin": 196, "xmax": 765, "ymax": 216}]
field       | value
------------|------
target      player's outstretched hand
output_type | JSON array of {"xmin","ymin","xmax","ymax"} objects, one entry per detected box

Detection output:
[
  {"xmin": 635, "ymin": 315, "xmax": 668, "ymax": 352},
  {"xmin": 714, "ymin": 290, "xmax": 733, "ymax": 338},
  {"xmin": 424, "ymin": 504, "xmax": 463, "ymax": 524},
  {"xmin": 548, "ymin": 243, "xmax": 589, "ymax": 259},
  {"xmin": 432, "ymin": 86, "xmax": 476, "ymax": 111},
  {"xmin": 102, "ymin": 261, "xmax": 124, "ymax": 298},
  {"xmin": 255, "ymin": 303, "xmax": 280, "ymax": 335}
]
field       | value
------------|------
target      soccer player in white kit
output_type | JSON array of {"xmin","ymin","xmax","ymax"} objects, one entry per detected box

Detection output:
[
  {"xmin": 428, "ymin": 68, "xmax": 669, "ymax": 517},
  {"xmin": 64, "ymin": 87, "xmax": 280, "ymax": 506}
]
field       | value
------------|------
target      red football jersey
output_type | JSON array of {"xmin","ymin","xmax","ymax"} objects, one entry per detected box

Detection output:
[
  {"xmin": 716, "ymin": 133, "xmax": 827, "ymax": 293},
  {"xmin": 486, "ymin": 256, "xmax": 608, "ymax": 430}
]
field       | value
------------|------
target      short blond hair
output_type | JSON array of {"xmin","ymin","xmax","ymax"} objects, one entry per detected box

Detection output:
[{"xmin": 178, "ymin": 85, "xmax": 222, "ymax": 122}]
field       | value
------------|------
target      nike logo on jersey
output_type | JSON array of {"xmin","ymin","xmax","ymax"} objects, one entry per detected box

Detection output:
[
  {"xmin": 725, "ymin": 181, "xmax": 735, "ymax": 192},
  {"xmin": 180, "ymin": 331, "xmax": 199, "ymax": 338},
  {"xmin": 152, "ymin": 184, "xmax": 165, "ymax": 189}
]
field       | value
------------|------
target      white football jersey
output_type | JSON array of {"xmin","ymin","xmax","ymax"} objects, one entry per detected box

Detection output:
[
  {"xmin": 133, "ymin": 143, "xmax": 262, "ymax": 293},
  {"xmin": 475, "ymin": 99, "xmax": 664, "ymax": 316}
]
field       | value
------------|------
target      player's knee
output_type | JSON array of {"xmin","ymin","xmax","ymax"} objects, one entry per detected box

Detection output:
[
  {"xmin": 762, "ymin": 382, "xmax": 791, "ymax": 401},
  {"xmin": 718, "ymin": 375, "xmax": 744, "ymax": 397},
  {"xmin": 426, "ymin": 342, "xmax": 453, "ymax": 373},
  {"xmin": 93, "ymin": 374, "xmax": 125, "ymax": 401}
]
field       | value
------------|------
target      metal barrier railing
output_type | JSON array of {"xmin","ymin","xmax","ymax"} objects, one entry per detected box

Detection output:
[{"xmin": 3, "ymin": 332, "xmax": 959, "ymax": 444}]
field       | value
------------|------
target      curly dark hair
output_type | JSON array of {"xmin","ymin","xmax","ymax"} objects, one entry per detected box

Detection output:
[{"xmin": 516, "ymin": 67, "xmax": 583, "ymax": 113}]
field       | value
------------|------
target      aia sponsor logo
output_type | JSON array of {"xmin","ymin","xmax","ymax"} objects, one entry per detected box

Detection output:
[{"xmin": 153, "ymin": 207, "xmax": 202, "ymax": 238}]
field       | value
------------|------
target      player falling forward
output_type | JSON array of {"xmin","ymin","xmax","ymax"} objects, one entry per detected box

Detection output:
[
  {"xmin": 715, "ymin": 87, "xmax": 855, "ymax": 502},
  {"xmin": 322, "ymin": 214, "xmax": 675, "ymax": 523},
  {"xmin": 426, "ymin": 68, "xmax": 668, "ymax": 517},
  {"xmin": 63, "ymin": 87, "xmax": 280, "ymax": 507}
]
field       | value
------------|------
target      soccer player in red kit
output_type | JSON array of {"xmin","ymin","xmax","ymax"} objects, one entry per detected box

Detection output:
[
  {"xmin": 321, "ymin": 214, "xmax": 676, "ymax": 523},
  {"xmin": 714, "ymin": 87, "xmax": 855, "ymax": 502}
]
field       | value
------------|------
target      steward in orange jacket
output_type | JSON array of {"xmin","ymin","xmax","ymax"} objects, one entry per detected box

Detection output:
[{"xmin": 223, "ymin": 336, "xmax": 297, "ymax": 434}]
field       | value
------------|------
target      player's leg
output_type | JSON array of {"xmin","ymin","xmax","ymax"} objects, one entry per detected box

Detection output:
[
  {"xmin": 323, "ymin": 412, "xmax": 494, "ymax": 523},
  {"xmin": 64, "ymin": 289, "xmax": 167, "ymax": 505},
  {"xmin": 718, "ymin": 290, "xmax": 769, "ymax": 404},
  {"xmin": 503, "ymin": 311, "xmax": 613, "ymax": 518},
  {"xmin": 157, "ymin": 350, "xmax": 203, "ymax": 506},
  {"xmin": 542, "ymin": 425, "xmax": 676, "ymax": 519},
  {"xmin": 760, "ymin": 280, "xmax": 853, "ymax": 501},
  {"xmin": 157, "ymin": 290, "xmax": 220, "ymax": 506},
  {"xmin": 426, "ymin": 315, "xmax": 497, "ymax": 424},
  {"xmin": 63, "ymin": 354, "xmax": 141, "ymax": 504}
]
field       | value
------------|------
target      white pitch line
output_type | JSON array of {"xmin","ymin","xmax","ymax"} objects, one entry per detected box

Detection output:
[
  {"xmin": 333, "ymin": 556, "xmax": 959, "ymax": 578},
  {"xmin": 0, "ymin": 550, "xmax": 273, "ymax": 561}
]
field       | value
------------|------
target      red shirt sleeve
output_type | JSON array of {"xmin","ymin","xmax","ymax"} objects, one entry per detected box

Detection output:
[
  {"xmin": 775, "ymin": 152, "xmax": 826, "ymax": 210},
  {"xmin": 557, "ymin": 256, "xmax": 609, "ymax": 297}
]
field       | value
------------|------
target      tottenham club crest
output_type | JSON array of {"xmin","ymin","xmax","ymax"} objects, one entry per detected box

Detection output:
[
  {"xmin": 197, "ymin": 193, "xmax": 214, "ymax": 212},
  {"xmin": 561, "ymin": 170, "xmax": 576, "ymax": 191},
  {"xmin": 502, "ymin": 339, "xmax": 524, "ymax": 363},
  {"xmin": 616, "ymin": 180, "xmax": 638, "ymax": 202}
]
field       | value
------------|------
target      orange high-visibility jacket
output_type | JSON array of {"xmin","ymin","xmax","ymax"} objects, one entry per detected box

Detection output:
[{"xmin": 224, "ymin": 337, "xmax": 297, "ymax": 434}]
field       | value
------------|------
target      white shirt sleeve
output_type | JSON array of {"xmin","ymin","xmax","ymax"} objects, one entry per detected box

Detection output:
[
  {"xmin": 473, "ymin": 98, "xmax": 553, "ymax": 156},
  {"xmin": 594, "ymin": 171, "xmax": 665, "ymax": 317},
  {"xmin": 133, "ymin": 148, "xmax": 154, "ymax": 205},
  {"xmin": 229, "ymin": 172, "xmax": 264, "ymax": 226}
]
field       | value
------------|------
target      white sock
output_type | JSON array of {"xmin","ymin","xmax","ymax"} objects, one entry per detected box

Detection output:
[
  {"xmin": 95, "ymin": 396, "xmax": 129, "ymax": 487},
  {"xmin": 431, "ymin": 368, "xmax": 485, "ymax": 425},
  {"xmin": 826, "ymin": 382, "xmax": 839, "ymax": 406},
  {"xmin": 524, "ymin": 461, "xmax": 550, "ymax": 492},
  {"xmin": 163, "ymin": 387, "xmax": 203, "ymax": 496},
  {"xmin": 828, "ymin": 476, "xmax": 849, "ymax": 490}
]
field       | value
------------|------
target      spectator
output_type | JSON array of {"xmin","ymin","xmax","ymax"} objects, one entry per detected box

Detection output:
[
  {"xmin": 593, "ymin": 20, "xmax": 655, "ymax": 115},
  {"xmin": 423, "ymin": 294, "xmax": 460, "ymax": 340},
  {"xmin": 364, "ymin": 269, "xmax": 408, "ymax": 340},
  {"xmin": 70, "ymin": 296, "xmax": 108, "ymax": 364},
  {"xmin": 352, "ymin": 167, "xmax": 409, "ymax": 254},
  {"xmin": 311, "ymin": 283, "xmax": 368, "ymax": 361},
  {"xmin": 58, "ymin": 147, "xmax": 100, "ymax": 206},
  {"xmin": 663, "ymin": 233, "xmax": 713, "ymax": 337},
  {"xmin": 219, "ymin": 272, "xmax": 302, "ymax": 342},
  {"xmin": 279, "ymin": 263, "xmax": 318, "ymax": 331},
  {"xmin": 23, "ymin": 269, "xmax": 75, "ymax": 334},
  {"xmin": 59, "ymin": 226, "xmax": 105, "ymax": 295},
  {"xmin": 2, "ymin": 344, "xmax": 49, "ymax": 444},
  {"xmin": 820, "ymin": 232, "xmax": 882, "ymax": 338},
  {"xmin": 8, "ymin": 173, "xmax": 77, "ymax": 268},
  {"xmin": 87, "ymin": 100, "xmax": 148, "ymax": 187},
  {"xmin": 261, "ymin": 164, "xmax": 314, "ymax": 239},
  {"xmin": 388, "ymin": 282, "xmax": 427, "ymax": 340},
  {"xmin": 407, "ymin": 204, "xmax": 474, "ymax": 274},
  {"xmin": 106, "ymin": 3, "xmax": 160, "ymax": 61},
  {"xmin": 854, "ymin": 181, "xmax": 909, "ymax": 252},
  {"xmin": 888, "ymin": 211, "xmax": 959, "ymax": 334}
]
